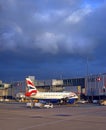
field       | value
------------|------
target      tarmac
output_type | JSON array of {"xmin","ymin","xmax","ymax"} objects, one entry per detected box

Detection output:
[{"xmin": 0, "ymin": 102, "xmax": 106, "ymax": 130}]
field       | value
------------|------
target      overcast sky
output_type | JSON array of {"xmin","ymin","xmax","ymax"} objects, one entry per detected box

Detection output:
[{"xmin": 0, "ymin": 0, "xmax": 106, "ymax": 82}]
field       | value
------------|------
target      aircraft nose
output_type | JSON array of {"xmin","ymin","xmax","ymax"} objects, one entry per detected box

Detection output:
[{"xmin": 70, "ymin": 92, "xmax": 76, "ymax": 97}]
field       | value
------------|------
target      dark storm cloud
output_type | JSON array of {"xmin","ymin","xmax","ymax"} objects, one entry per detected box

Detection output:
[
  {"xmin": 0, "ymin": 0, "xmax": 106, "ymax": 81},
  {"xmin": 0, "ymin": 0, "xmax": 96, "ymax": 55}
]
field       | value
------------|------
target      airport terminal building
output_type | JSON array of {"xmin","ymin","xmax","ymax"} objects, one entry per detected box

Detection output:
[
  {"xmin": 0, "ymin": 74, "xmax": 106, "ymax": 101},
  {"xmin": 85, "ymin": 73, "xmax": 106, "ymax": 100}
]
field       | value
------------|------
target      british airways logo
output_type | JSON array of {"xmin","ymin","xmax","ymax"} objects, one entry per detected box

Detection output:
[
  {"xmin": 26, "ymin": 80, "xmax": 35, "ymax": 89},
  {"xmin": 25, "ymin": 90, "xmax": 37, "ymax": 97},
  {"xmin": 25, "ymin": 78, "xmax": 37, "ymax": 97}
]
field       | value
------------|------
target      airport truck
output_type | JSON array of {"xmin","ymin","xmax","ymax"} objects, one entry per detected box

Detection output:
[{"xmin": 26, "ymin": 102, "xmax": 53, "ymax": 108}]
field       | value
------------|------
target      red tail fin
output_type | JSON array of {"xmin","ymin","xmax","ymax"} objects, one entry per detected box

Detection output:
[{"xmin": 25, "ymin": 78, "xmax": 37, "ymax": 97}]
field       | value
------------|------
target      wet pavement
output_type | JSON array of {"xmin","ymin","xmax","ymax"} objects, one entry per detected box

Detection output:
[{"xmin": 0, "ymin": 102, "xmax": 106, "ymax": 130}]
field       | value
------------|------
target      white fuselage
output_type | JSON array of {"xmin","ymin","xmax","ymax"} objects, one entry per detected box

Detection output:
[
  {"xmin": 30, "ymin": 91, "xmax": 78, "ymax": 100},
  {"xmin": 25, "ymin": 78, "xmax": 78, "ymax": 104}
]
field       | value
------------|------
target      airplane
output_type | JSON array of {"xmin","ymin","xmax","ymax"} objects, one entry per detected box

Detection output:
[{"xmin": 25, "ymin": 78, "xmax": 78, "ymax": 104}]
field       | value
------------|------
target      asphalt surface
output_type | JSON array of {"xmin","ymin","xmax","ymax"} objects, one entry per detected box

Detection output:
[{"xmin": 0, "ymin": 102, "xmax": 106, "ymax": 130}]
